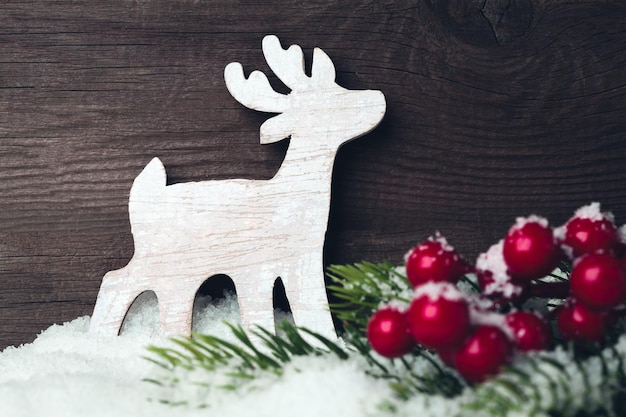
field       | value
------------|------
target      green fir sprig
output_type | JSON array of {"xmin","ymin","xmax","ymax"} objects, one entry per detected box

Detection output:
[
  {"xmin": 328, "ymin": 261, "xmax": 465, "ymax": 398},
  {"xmin": 144, "ymin": 320, "xmax": 350, "ymax": 400},
  {"xmin": 327, "ymin": 261, "xmax": 412, "ymax": 330},
  {"xmin": 145, "ymin": 260, "xmax": 626, "ymax": 416},
  {"xmin": 464, "ymin": 342, "xmax": 626, "ymax": 417}
]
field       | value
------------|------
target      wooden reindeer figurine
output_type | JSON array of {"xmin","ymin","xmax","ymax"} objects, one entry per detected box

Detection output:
[{"xmin": 89, "ymin": 35, "xmax": 386, "ymax": 339}]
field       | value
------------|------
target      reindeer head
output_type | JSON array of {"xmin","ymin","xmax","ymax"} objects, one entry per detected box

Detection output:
[{"xmin": 225, "ymin": 35, "xmax": 386, "ymax": 148}]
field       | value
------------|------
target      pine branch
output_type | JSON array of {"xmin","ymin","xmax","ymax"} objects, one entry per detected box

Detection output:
[
  {"xmin": 464, "ymin": 339, "xmax": 626, "ymax": 417},
  {"xmin": 144, "ymin": 319, "xmax": 354, "ymax": 406},
  {"xmin": 144, "ymin": 257, "xmax": 626, "ymax": 416},
  {"xmin": 328, "ymin": 261, "xmax": 465, "ymax": 398},
  {"xmin": 327, "ymin": 261, "xmax": 412, "ymax": 330}
]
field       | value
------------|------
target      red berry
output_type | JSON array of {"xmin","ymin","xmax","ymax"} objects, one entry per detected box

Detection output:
[
  {"xmin": 561, "ymin": 217, "xmax": 618, "ymax": 258},
  {"xmin": 570, "ymin": 252, "xmax": 626, "ymax": 310},
  {"xmin": 503, "ymin": 218, "xmax": 559, "ymax": 281},
  {"xmin": 557, "ymin": 203, "xmax": 619, "ymax": 258},
  {"xmin": 505, "ymin": 311, "xmax": 551, "ymax": 352},
  {"xmin": 556, "ymin": 301, "xmax": 611, "ymax": 343},
  {"xmin": 367, "ymin": 307, "xmax": 416, "ymax": 358},
  {"xmin": 407, "ymin": 283, "xmax": 471, "ymax": 350},
  {"xmin": 454, "ymin": 326, "xmax": 512, "ymax": 383},
  {"xmin": 405, "ymin": 236, "xmax": 467, "ymax": 286},
  {"xmin": 437, "ymin": 347, "xmax": 457, "ymax": 368}
]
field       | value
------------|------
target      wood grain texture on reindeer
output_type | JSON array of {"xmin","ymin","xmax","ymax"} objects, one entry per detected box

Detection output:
[{"xmin": 89, "ymin": 35, "xmax": 386, "ymax": 338}]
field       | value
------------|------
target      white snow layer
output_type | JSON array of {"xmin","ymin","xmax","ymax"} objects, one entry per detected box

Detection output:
[
  {"xmin": 2, "ymin": 292, "xmax": 625, "ymax": 417},
  {"xmin": 0, "ymin": 294, "xmax": 392, "ymax": 417}
]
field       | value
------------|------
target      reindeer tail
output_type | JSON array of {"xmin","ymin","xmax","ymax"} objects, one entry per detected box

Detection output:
[{"xmin": 129, "ymin": 157, "xmax": 167, "ymax": 203}]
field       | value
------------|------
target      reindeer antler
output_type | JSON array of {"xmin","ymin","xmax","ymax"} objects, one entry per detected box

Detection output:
[
  {"xmin": 225, "ymin": 35, "xmax": 338, "ymax": 113},
  {"xmin": 225, "ymin": 35, "xmax": 356, "ymax": 145},
  {"xmin": 224, "ymin": 63, "xmax": 289, "ymax": 113},
  {"xmin": 263, "ymin": 35, "xmax": 336, "ymax": 91},
  {"xmin": 310, "ymin": 47, "xmax": 336, "ymax": 88},
  {"xmin": 261, "ymin": 35, "xmax": 309, "ymax": 90}
]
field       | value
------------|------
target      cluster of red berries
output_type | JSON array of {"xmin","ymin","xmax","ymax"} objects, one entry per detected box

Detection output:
[
  {"xmin": 555, "ymin": 204, "xmax": 626, "ymax": 342},
  {"xmin": 366, "ymin": 203, "xmax": 626, "ymax": 384}
]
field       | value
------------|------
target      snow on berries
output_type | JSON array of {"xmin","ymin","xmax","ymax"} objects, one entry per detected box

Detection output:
[
  {"xmin": 551, "ymin": 203, "xmax": 626, "ymax": 343},
  {"xmin": 555, "ymin": 202, "xmax": 619, "ymax": 258},
  {"xmin": 405, "ymin": 234, "xmax": 468, "ymax": 286},
  {"xmin": 476, "ymin": 241, "xmax": 525, "ymax": 302},
  {"xmin": 407, "ymin": 282, "xmax": 471, "ymax": 350},
  {"xmin": 502, "ymin": 216, "xmax": 560, "ymax": 281},
  {"xmin": 364, "ymin": 202, "xmax": 626, "ymax": 384}
]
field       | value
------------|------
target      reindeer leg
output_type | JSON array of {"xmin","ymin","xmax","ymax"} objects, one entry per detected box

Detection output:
[
  {"xmin": 236, "ymin": 274, "xmax": 276, "ymax": 337},
  {"xmin": 158, "ymin": 286, "xmax": 196, "ymax": 337},
  {"xmin": 90, "ymin": 268, "xmax": 144, "ymax": 335},
  {"xmin": 285, "ymin": 254, "xmax": 337, "ymax": 341}
]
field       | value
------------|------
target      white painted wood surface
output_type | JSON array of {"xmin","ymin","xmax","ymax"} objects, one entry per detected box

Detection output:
[{"xmin": 89, "ymin": 35, "xmax": 386, "ymax": 339}]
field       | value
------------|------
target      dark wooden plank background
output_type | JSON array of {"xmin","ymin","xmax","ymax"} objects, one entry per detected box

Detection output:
[{"xmin": 1, "ymin": 0, "xmax": 625, "ymax": 349}]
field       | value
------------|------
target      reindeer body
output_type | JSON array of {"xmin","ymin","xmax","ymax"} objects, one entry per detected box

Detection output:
[{"xmin": 89, "ymin": 35, "xmax": 386, "ymax": 338}]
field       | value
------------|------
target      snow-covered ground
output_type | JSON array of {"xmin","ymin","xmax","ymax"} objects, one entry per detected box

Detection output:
[
  {"xmin": 2, "ymin": 292, "xmax": 624, "ymax": 417},
  {"xmin": 0, "ymin": 294, "xmax": 404, "ymax": 417}
]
